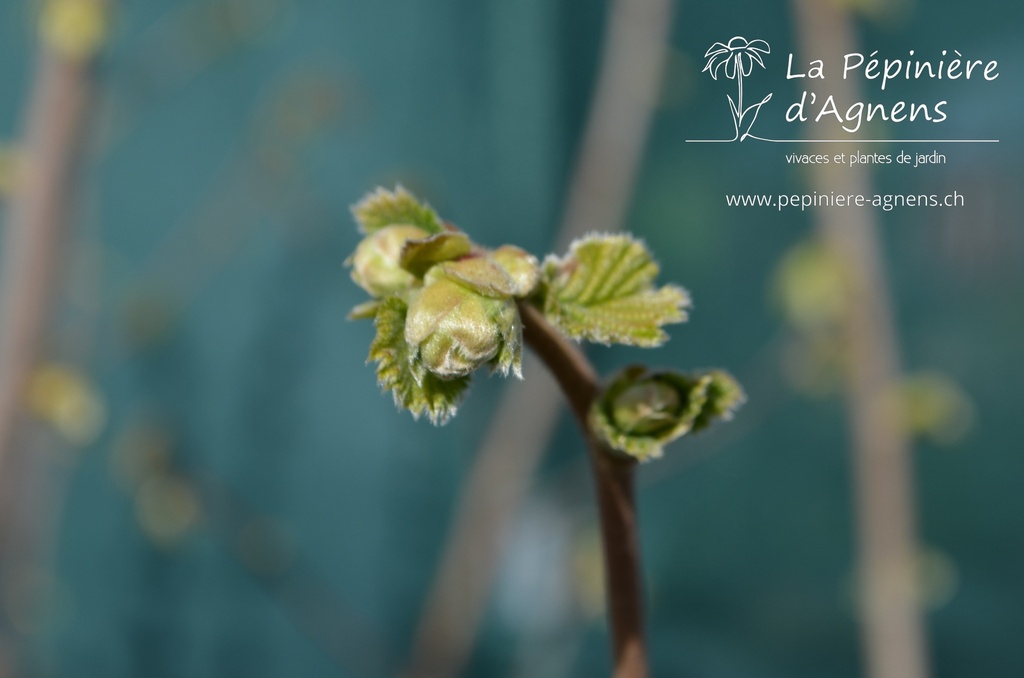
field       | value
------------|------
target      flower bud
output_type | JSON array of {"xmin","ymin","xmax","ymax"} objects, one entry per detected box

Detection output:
[
  {"xmin": 348, "ymin": 224, "xmax": 430, "ymax": 297},
  {"xmin": 404, "ymin": 271, "xmax": 521, "ymax": 379}
]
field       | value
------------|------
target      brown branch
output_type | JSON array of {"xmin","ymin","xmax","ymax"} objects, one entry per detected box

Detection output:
[
  {"xmin": 400, "ymin": 355, "xmax": 560, "ymax": 676},
  {"xmin": 589, "ymin": 451, "xmax": 646, "ymax": 678},
  {"xmin": 0, "ymin": 48, "xmax": 95, "ymax": 477},
  {"xmin": 517, "ymin": 304, "xmax": 598, "ymax": 419},
  {"xmin": 518, "ymin": 302, "xmax": 648, "ymax": 678},
  {"xmin": 0, "ymin": 5, "xmax": 109, "ymax": 672}
]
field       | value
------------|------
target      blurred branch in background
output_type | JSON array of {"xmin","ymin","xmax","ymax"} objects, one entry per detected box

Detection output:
[
  {"xmin": 789, "ymin": 2, "xmax": 930, "ymax": 678},
  {"xmin": 0, "ymin": 1, "xmax": 111, "ymax": 673},
  {"xmin": 0, "ymin": 0, "xmax": 107, "ymax": 497},
  {"xmin": 0, "ymin": 0, "xmax": 345, "ymax": 669},
  {"xmin": 406, "ymin": 0, "xmax": 675, "ymax": 675}
]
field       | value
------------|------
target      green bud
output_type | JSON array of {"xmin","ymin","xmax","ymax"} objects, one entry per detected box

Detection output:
[
  {"xmin": 490, "ymin": 245, "xmax": 540, "ymax": 297},
  {"xmin": 368, "ymin": 297, "xmax": 470, "ymax": 425},
  {"xmin": 590, "ymin": 366, "xmax": 745, "ymax": 462},
  {"xmin": 404, "ymin": 273, "xmax": 522, "ymax": 379},
  {"xmin": 348, "ymin": 224, "xmax": 430, "ymax": 297},
  {"xmin": 611, "ymin": 380, "xmax": 682, "ymax": 436}
]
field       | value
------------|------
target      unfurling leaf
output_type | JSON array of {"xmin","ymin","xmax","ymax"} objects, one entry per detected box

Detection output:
[
  {"xmin": 352, "ymin": 185, "xmax": 444, "ymax": 235},
  {"xmin": 590, "ymin": 366, "xmax": 745, "ymax": 461},
  {"xmin": 399, "ymin": 232, "xmax": 473, "ymax": 277},
  {"xmin": 542, "ymin": 234, "xmax": 690, "ymax": 347},
  {"xmin": 368, "ymin": 297, "xmax": 469, "ymax": 425},
  {"xmin": 692, "ymin": 370, "xmax": 746, "ymax": 433}
]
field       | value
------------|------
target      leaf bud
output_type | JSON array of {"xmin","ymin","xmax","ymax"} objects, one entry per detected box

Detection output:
[
  {"xmin": 348, "ymin": 224, "xmax": 431, "ymax": 297},
  {"xmin": 590, "ymin": 366, "xmax": 745, "ymax": 461},
  {"xmin": 404, "ymin": 270, "xmax": 521, "ymax": 379}
]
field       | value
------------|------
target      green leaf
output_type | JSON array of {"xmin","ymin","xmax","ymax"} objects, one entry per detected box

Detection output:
[
  {"xmin": 399, "ymin": 232, "xmax": 472, "ymax": 277},
  {"xmin": 542, "ymin": 234, "xmax": 690, "ymax": 347},
  {"xmin": 368, "ymin": 297, "xmax": 470, "ymax": 425},
  {"xmin": 352, "ymin": 185, "xmax": 443, "ymax": 235}
]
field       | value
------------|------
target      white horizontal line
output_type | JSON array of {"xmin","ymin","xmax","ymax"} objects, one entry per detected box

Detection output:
[{"xmin": 685, "ymin": 139, "xmax": 999, "ymax": 143}]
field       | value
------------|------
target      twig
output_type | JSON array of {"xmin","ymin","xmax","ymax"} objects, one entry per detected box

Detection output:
[
  {"xmin": 518, "ymin": 303, "xmax": 648, "ymax": 678},
  {"xmin": 789, "ymin": 3, "xmax": 929, "ymax": 678},
  {"xmin": 401, "ymin": 353, "xmax": 562, "ymax": 675}
]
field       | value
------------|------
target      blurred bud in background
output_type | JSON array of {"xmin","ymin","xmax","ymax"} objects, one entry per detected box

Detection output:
[
  {"xmin": 40, "ymin": 0, "xmax": 109, "ymax": 60},
  {"xmin": 886, "ymin": 372, "xmax": 974, "ymax": 445},
  {"xmin": 26, "ymin": 364, "xmax": 106, "ymax": 447},
  {"xmin": 773, "ymin": 239, "xmax": 850, "ymax": 334}
]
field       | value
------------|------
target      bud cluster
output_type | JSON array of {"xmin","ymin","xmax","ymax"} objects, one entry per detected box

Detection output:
[
  {"xmin": 348, "ymin": 186, "xmax": 743, "ymax": 455},
  {"xmin": 346, "ymin": 187, "xmax": 539, "ymax": 422}
]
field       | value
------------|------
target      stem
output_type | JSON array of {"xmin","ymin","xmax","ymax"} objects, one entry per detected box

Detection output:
[
  {"xmin": 518, "ymin": 302, "xmax": 649, "ymax": 678},
  {"xmin": 736, "ymin": 55, "xmax": 744, "ymax": 119}
]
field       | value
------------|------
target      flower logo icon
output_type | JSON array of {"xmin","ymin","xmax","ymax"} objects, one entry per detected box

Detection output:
[{"xmin": 702, "ymin": 37, "xmax": 773, "ymax": 141}]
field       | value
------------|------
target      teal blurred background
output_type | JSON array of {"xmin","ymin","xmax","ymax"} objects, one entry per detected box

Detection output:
[{"xmin": 0, "ymin": 0, "xmax": 1021, "ymax": 676}]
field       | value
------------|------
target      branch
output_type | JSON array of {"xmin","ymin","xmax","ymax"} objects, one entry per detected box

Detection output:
[
  {"xmin": 0, "ymin": 36, "xmax": 96, "ymax": 478},
  {"xmin": 516, "ymin": 303, "xmax": 598, "ymax": 421},
  {"xmin": 0, "ymin": 1, "xmax": 111, "ymax": 670},
  {"xmin": 518, "ymin": 302, "xmax": 649, "ymax": 678}
]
